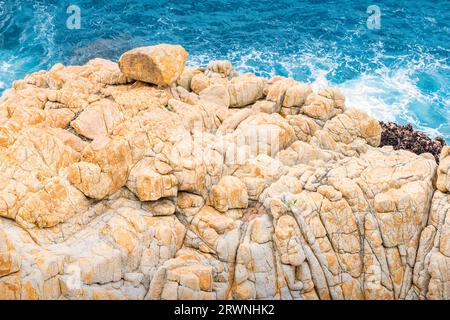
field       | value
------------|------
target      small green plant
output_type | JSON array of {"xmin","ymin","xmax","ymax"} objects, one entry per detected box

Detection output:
[{"xmin": 282, "ymin": 198, "xmax": 298, "ymax": 210}]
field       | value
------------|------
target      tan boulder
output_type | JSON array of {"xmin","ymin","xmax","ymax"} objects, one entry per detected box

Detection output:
[
  {"xmin": 281, "ymin": 83, "xmax": 313, "ymax": 116},
  {"xmin": 266, "ymin": 77, "xmax": 296, "ymax": 112},
  {"xmin": 86, "ymin": 58, "xmax": 130, "ymax": 85},
  {"xmin": 228, "ymin": 75, "xmax": 265, "ymax": 108},
  {"xmin": 126, "ymin": 157, "xmax": 178, "ymax": 201},
  {"xmin": 190, "ymin": 206, "xmax": 239, "ymax": 262},
  {"xmin": 176, "ymin": 67, "xmax": 202, "ymax": 91},
  {"xmin": 0, "ymin": 251, "xmax": 20, "ymax": 278},
  {"xmin": 199, "ymin": 84, "xmax": 230, "ymax": 108},
  {"xmin": 287, "ymin": 114, "xmax": 319, "ymax": 142},
  {"xmin": 68, "ymin": 137, "xmax": 132, "ymax": 199},
  {"xmin": 146, "ymin": 249, "xmax": 217, "ymax": 300},
  {"xmin": 209, "ymin": 176, "xmax": 248, "ymax": 212},
  {"xmin": 318, "ymin": 87, "xmax": 345, "ymax": 110},
  {"xmin": 176, "ymin": 192, "xmax": 205, "ymax": 217},
  {"xmin": 437, "ymin": 146, "xmax": 450, "ymax": 192},
  {"xmin": 0, "ymin": 231, "xmax": 20, "ymax": 278},
  {"xmin": 205, "ymin": 60, "xmax": 236, "ymax": 78},
  {"xmin": 302, "ymin": 94, "xmax": 337, "ymax": 122},
  {"xmin": 218, "ymin": 108, "xmax": 254, "ymax": 133},
  {"xmin": 252, "ymin": 100, "xmax": 277, "ymax": 114},
  {"xmin": 190, "ymin": 73, "xmax": 211, "ymax": 94},
  {"xmin": 413, "ymin": 190, "xmax": 450, "ymax": 299},
  {"xmin": 311, "ymin": 108, "xmax": 382, "ymax": 155},
  {"xmin": 44, "ymin": 108, "xmax": 75, "ymax": 128},
  {"xmin": 16, "ymin": 177, "xmax": 89, "ymax": 228},
  {"xmin": 142, "ymin": 199, "xmax": 176, "ymax": 216},
  {"xmin": 237, "ymin": 112, "xmax": 296, "ymax": 155},
  {"xmin": 119, "ymin": 44, "xmax": 188, "ymax": 86},
  {"xmin": 71, "ymin": 99, "xmax": 124, "ymax": 140}
]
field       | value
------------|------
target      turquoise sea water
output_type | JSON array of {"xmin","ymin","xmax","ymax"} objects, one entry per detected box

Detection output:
[{"xmin": 0, "ymin": 0, "xmax": 449, "ymax": 139}]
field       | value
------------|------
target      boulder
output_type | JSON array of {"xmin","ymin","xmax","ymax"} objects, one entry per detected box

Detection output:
[
  {"xmin": 228, "ymin": 75, "xmax": 265, "ymax": 108},
  {"xmin": 205, "ymin": 60, "xmax": 237, "ymax": 78},
  {"xmin": 209, "ymin": 176, "xmax": 248, "ymax": 212},
  {"xmin": 119, "ymin": 44, "xmax": 188, "ymax": 86}
]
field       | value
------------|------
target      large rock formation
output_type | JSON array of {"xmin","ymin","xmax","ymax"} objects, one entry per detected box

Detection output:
[{"xmin": 0, "ymin": 44, "xmax": 448, "ymax": 300}]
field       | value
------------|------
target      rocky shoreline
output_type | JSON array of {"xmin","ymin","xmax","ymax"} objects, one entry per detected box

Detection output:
[{"xmin": 0, "ymin": 44, "xmax": 448, "ymax": 300}]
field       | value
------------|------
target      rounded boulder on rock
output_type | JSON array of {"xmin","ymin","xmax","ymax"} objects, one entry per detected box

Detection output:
[{"xmin": 118, "ymin": 44, "xmax": 188, "ymax": 86}]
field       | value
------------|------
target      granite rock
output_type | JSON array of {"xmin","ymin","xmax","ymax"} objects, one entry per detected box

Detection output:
[{"xmin": 0, "ymin": 44, "xmax": 448, "ymax": 300}]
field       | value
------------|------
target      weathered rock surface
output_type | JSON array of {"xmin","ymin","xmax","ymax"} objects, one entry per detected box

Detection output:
[{"xmin": 0, "ymin": 44, "xmax": 448, "ymax": 300}]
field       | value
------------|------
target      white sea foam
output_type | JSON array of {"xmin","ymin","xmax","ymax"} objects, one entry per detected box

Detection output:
[
  {"xmin": 338, "ymin": 53, "xmax": 449, "ymax": 138},
  {"xmin": 32, "ymin": 3, "xmax": 56, "ymax": 62},
  {"xmin": 339, "ymin": 68, "xmax": 419, "ymax": 122},
  {"xmin": 0, "ymin": 60, "xmax": 14, "ymax": 90},
  {"xmin": 188, "ymin": 45, "xmax": 448, "ymax": 139},
  {"xmin": 189, "ymin": 46, "xmax": 339, "ymax": 86}
]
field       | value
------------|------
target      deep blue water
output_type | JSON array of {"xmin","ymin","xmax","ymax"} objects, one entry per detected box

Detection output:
[{"xmin": 0, "ymin": 0, "xmax": 449, "ymax": 139}]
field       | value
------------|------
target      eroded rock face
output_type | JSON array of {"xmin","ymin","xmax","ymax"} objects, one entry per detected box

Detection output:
[{"xmin": 0, "ymin": 44, "xmax": 448, "ymax": 300}]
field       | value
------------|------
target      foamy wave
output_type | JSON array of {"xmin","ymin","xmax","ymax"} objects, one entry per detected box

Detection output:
[
  {"xmin": 339, "ymin": 53, "xmax": 449, "ymax": 138},
  {"xmin": 339, "ymin": 74, "xmax": 444, "ymax": 138},
  {"xmin": 188, "ymin": 45, "xmax": 448, "ymax": 139},
  {"xmin": 188, "ymin": 46, "xmax": 339, "ymax": 87},
  {"xmin": 339, "ymin": 69, "xmax": 420, "ymax": 122},
  {"xmin": 31, "ymin": 3, "xmax": 56, "ymax": 62},
  {"xmin": 0, "ymin": 60, "xmax": 15, "ymax": 91}
]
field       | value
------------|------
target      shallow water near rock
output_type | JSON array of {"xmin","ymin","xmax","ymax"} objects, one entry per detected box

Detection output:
[{"xmin": 0, "ymin": 0, "xmax": 449, "ymax": 138}]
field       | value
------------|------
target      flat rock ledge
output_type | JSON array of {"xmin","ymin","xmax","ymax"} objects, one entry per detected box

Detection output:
[{"xmin": 0, "ymin": 44, "xmax": 448, "ymax": 300}]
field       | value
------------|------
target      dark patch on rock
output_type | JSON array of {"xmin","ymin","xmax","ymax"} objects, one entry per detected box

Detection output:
[
  {"xmin": 64, "ymin": 117, "xmax": 93, "ymax": 143},
  {"xmin": 380, "ymin": 121, "xmax": 445, "ymax": 163}
]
